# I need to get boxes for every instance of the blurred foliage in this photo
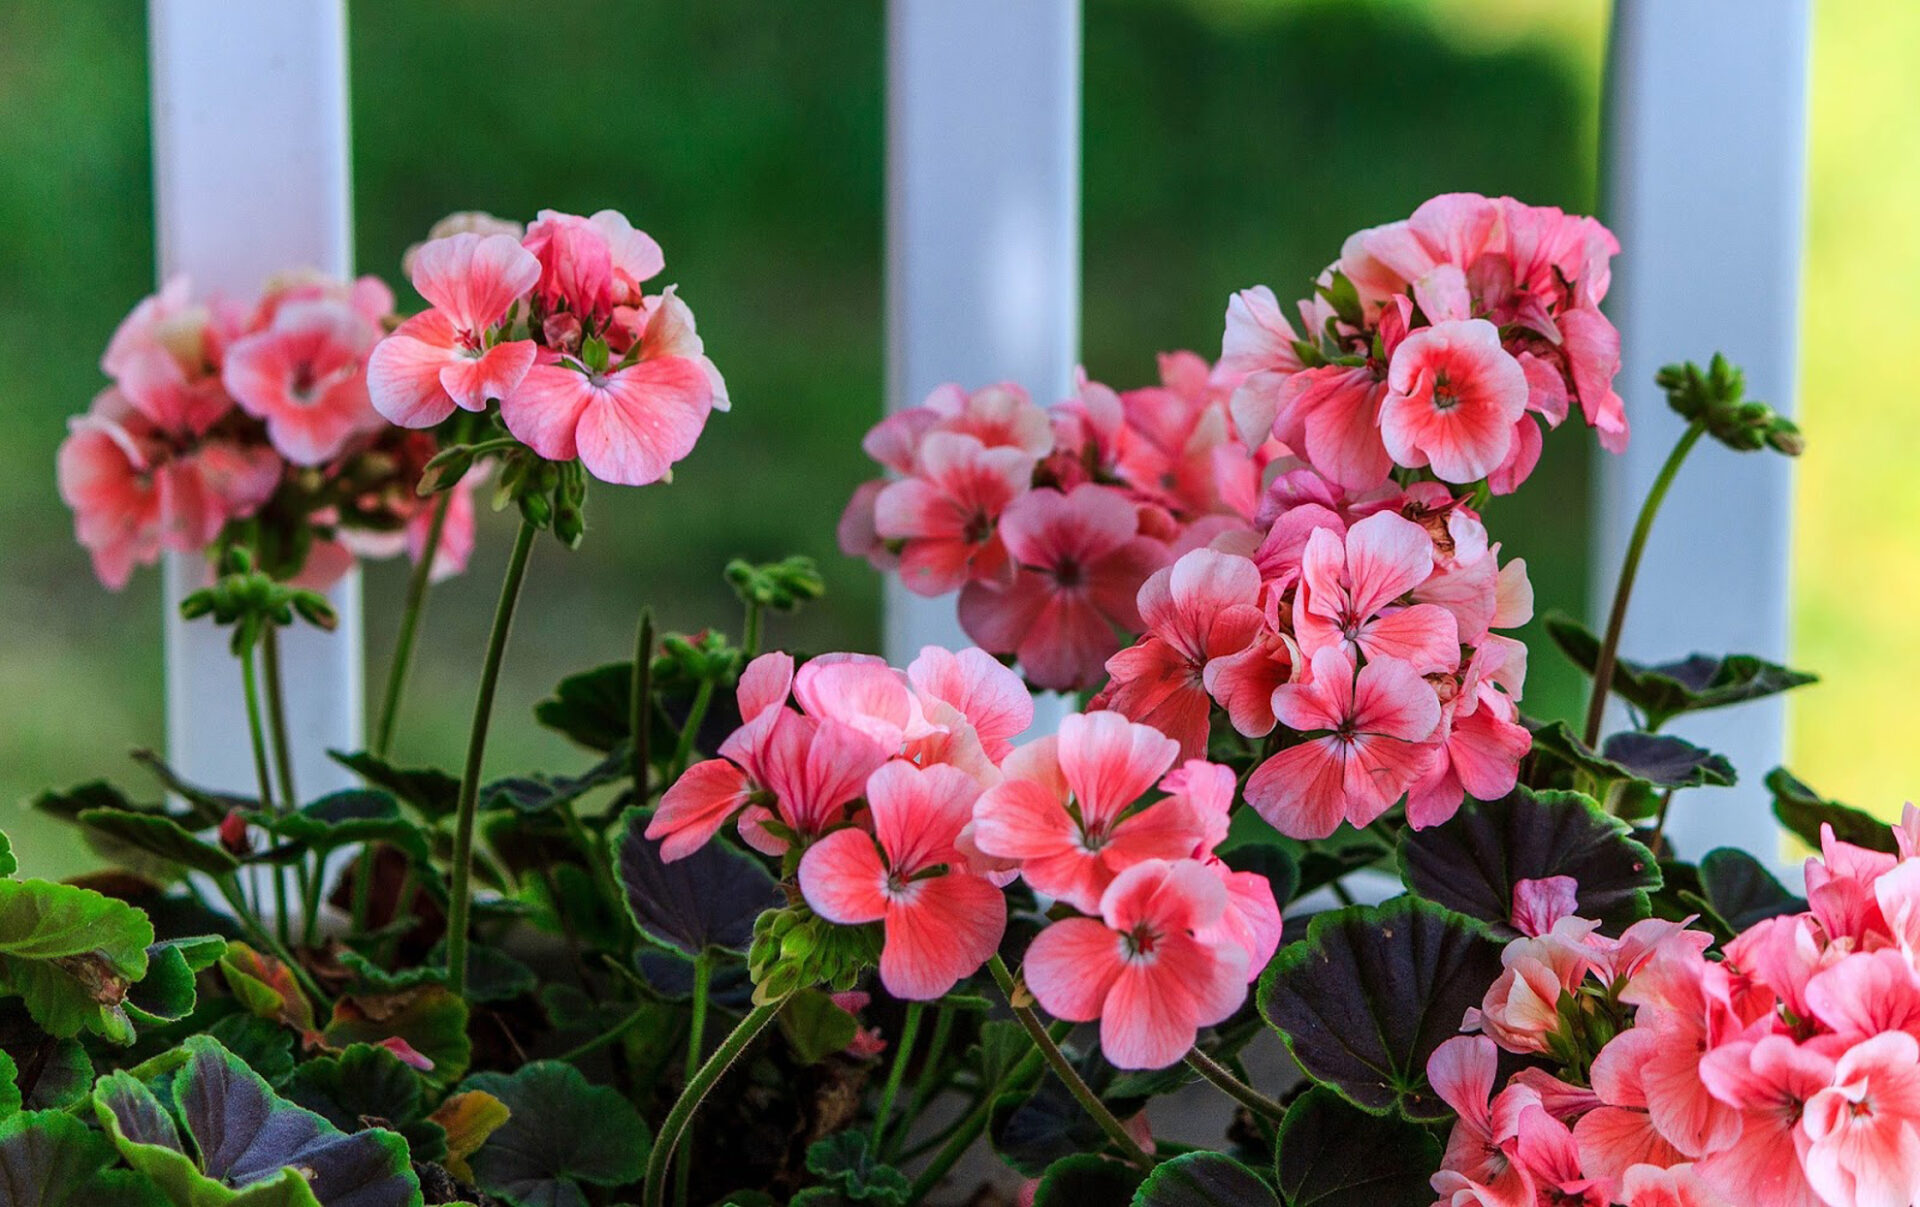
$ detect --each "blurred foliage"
[0,0,1616,877]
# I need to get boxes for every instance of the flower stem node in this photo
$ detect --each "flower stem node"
[177,545,339,655]
[724,556,827,614]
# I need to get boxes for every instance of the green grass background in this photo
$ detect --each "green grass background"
[1,0,1896,878]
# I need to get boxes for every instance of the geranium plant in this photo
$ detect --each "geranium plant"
[14,191,1879,1207]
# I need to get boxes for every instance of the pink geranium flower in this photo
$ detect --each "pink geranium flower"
[1428,1036,1535,1203]
[1575,1029,1691,1190]
[647,653,797,859]
[970,710,1197,913]
[1293,511,1460,674]
[1694,1036,1833,1207]
[1380,319,1529,484]
[798,762,1006,1000]
[1102,549,1266,760]
[1801,1031,1920,1207]
[1244,646,1440,839]
[223,298,383,465]
[1022,858,1249,1069]
[957,484,1169,691]
[501,352,715,487]
[873,432,1035,596]
[367,232,541,427]
[905,645,1034,765]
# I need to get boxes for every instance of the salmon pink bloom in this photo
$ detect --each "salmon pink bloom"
[1575,1030,1692,1190]
[905,645,1034,765]
[1156,761,1282,979]
[1244,646,1440,839]
[502,352,714,487]
[1694,1036,1833,1207]
[367,232,541,427]
[647,653,797,860]
[873,432,1035,596]
[970,710,1198,913]
[1428,1036,1535,1203]
[223,298,383,465]
[957,484,1169,691]
[798,762,1006,1000]
[1022,858,1248,1069]
[1102,549,1266,760]
[1508,1104,1607,1206]
[1381,319,1529,484]
[1616,1165,1722,1207]
[1802,1031,1920,1207]
[1270,365,1392,492]
[522,209,663,324]
[1294,511,1460,674]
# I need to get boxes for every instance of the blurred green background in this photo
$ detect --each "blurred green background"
[0,0,1898,879]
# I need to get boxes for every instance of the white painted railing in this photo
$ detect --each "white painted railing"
[1597,0,1811,865]
[151,0,361,802]
[146,1,1812,861]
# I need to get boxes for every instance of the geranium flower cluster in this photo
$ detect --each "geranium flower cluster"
[59,272,475,589]
[648,646,1281,1070]
[368,209,726,487]
[1433,813,1920,1207]
[1224,191,1625,495]
[1096,467,1533,840]
[838,355,1283,692]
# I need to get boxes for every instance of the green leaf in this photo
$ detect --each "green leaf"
[0,832,15,879]
[257,791,430,866]
[127,938,220,1026]
[322,986,470,1091]
[205,1014,296,1088]
[73,811,238,877]
[0,1108,167,1206]
[1692,848,1807,933]
[1543,613,1816,729]
[428,1090,510,1184]
[461,1062,648,1207]
[1218,842,1300,913]
[1132,1152,1278,1207]
[1597,733,1737,790]
[533,662,633,752]
[1275,1086,1439,1207]
[480,748,630,816]
[327,751,460,820]
[780,989,861,1065]
[1398,788,1661,935]
[804,1133,910,1204]
[285,1043,443,1163]
[989,1049,1160,1177]
[129,751,255,828]
[0,1051,18,1119]
[1031,1153,1143,1207]
[0,879,154,1042]
[617,808,782,957]
[968,1019,1030,1088]
[1767,767,1897,854]
[1259,898,1502,1119]
[219,943,315,1036]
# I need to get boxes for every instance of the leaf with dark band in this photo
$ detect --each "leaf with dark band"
[616,807,781,957]
[1131,1151,1279,1207]
[327,751,460,820]
[461,1061,647,1207]
[1259,898,1502,1119]
[1767,767,1897,854]
[1599,733,1736,789]
[1398,787,1661,935]
[1544,613,1816,729]
[1691,848,1807,933]
[1275,1086,1440,1207]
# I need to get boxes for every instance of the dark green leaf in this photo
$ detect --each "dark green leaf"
[1398,787,1660,935]
[259,791,431,866]
[0,1108,166,1206]
[1598,733,1736,790]
[1032,1153,1143,1207]
[0,1051,17,1119]
[1259,898,1502,1119]
[1219,843,1300,913]
[968,1019,1030,1089]
[0,879,154,1042]
[72,811,236,877]
[617,808,781,957]
[129,750,255,827]
[127,938,220,1026]
[804,1132,910,1204]
[480,747,630,816]
[327,751,459,820]
[322,986,470,1091]
[989,1048,1157,1177]
[1275,1086,1439,1207]
[533,662,633,752]
[1694,848,1806,933]
[0,833,15,879]
[1132,1152,1278,1207]
[286,1043,444,1163]
[205,1014,296,1087]
[462,1061,648,1207]
[1543,613,1816,729]
[1767,767,1897,854]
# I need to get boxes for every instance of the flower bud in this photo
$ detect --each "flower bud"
[418,445,475,496]
[553,503,585,550]
[291,591,338,632]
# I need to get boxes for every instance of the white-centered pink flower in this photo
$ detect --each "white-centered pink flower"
[1023,858,1249,1069]
[1293,511,1460,674]
[223,298,382,465]
[1801,1031,1920,1207]
[1381,319,1529,484]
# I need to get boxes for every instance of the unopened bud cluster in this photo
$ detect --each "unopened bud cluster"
[178,546,337,655]
[1657,354,1804,456]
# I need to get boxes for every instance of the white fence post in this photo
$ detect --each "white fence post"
[150,0,362,801]
[883,0,1082,664]
[1598,0,1812,864]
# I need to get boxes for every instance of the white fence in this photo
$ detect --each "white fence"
[148,0,1808,860]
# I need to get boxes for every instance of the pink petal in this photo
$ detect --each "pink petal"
[1024,916,1125,1021]
[411,232,541,334]
[368,312,460,427]
[1245,740,1348,840]
[1099,933,1246,1070]
[797,829,890,925]
[573,356,715,486]
[1056,711,1180,831]
[865,761,981,873]
[439,339,538,413]
[500,363,594,461]
[880,872,1006,1000]
[648,759,753,861]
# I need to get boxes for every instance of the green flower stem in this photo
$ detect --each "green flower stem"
[669,679,716,780]
[987,955,1152,1169]
[373,489,452,760]
[869,1000,924,1155]
[556,1003,654,1064]
[239,644,292,947]
[742,601,763,659]
[674,951,713,1207]
[1583,419,1708,748]
[1183,1048,1286,1123]
[644,992,789,1207]
[261,625,318,945]
[632,609,654,794]
[447,516,538,996]
[888,1005,954,1161]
